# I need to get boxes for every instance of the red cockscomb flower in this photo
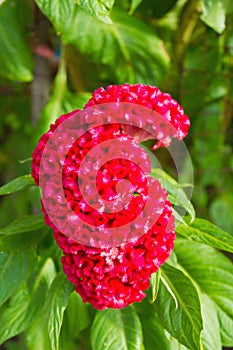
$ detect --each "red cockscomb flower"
[31,84,189,309]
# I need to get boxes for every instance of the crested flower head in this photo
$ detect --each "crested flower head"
[31,84,188,309]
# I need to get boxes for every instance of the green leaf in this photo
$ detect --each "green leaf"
[91,306,143,350]
[175,240,233,346]
[0,248,36,307]
[0,258,55,345]
[200,293,222,350]
[62,292,90,336]
[0,215,45,235]
[154,264,203,350]
[45,272,74,350]
[168,335,189,350]
[0,227,49,252]
[25,259,57,350]
[201,0,233,34]
[60,292,90,350]
[76,0,115,23]
[176,218,233,253]
[62,8,169,84]
[0,175,35,196]
[129,0,143,14]
[34,0,76,33]
[150,168,195,223]
[0,1,33,81]
[150,270,160,302]
[135,300,170,350]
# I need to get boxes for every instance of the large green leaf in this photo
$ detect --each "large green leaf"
[0,227,49,252]
[0,258,55,345]
[45,272,74,350]
[91,306,143,350]
[0,215,44,235]
[0,214,46,251]
[200,293,222,350]
[62,292,90,335]
[60,292,90,350]
[0,1,33,81]
[24,259,57,350]
[0,175,35,196]
[62,7,169,84]
[175,240,233,346]
[136,300,170,350]
[176,218,233,253]
[154,264,203,350]
[0,248,36,307]
[34,0,76,33]
[201,0,233,34]
[76,0,115,23]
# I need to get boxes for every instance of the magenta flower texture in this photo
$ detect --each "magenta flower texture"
[31,84,190,309]
[85,84,190,149]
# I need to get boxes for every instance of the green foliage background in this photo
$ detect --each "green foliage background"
[0,1,232,350]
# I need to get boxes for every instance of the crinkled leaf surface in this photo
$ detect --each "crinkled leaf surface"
[76,0,115,23]
[62,8,169,84]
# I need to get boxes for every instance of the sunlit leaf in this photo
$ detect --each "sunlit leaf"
[200,293,222,350]
[76,0,115,23]
[155,264,203,350]
[62,7,169,84]
[201,0,233,33]
[91,306,143,350]
[176,218,233,253]
[34,0,76,33]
